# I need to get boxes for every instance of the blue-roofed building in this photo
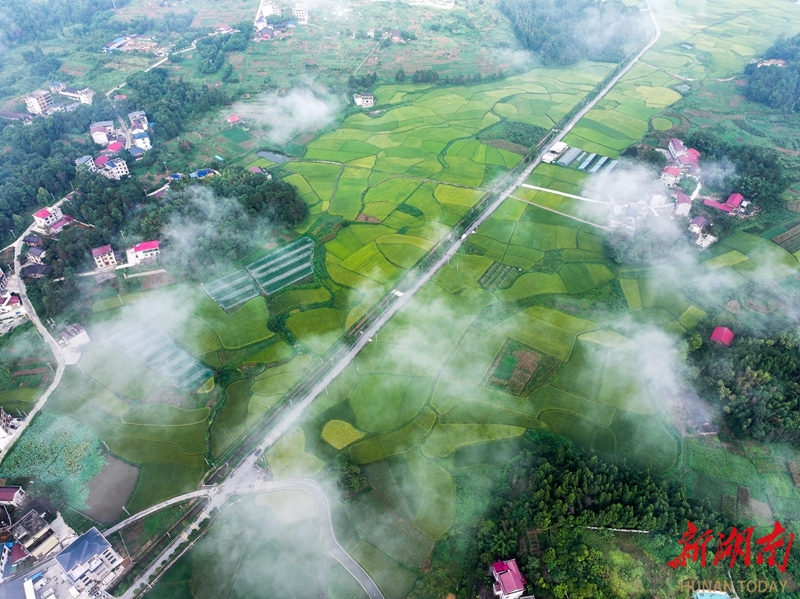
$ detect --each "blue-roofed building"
[55,527,123,593]
[129,147,144,160]
[190,168,214,179]
[171,173,183,180]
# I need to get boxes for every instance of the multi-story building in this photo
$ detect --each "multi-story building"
[292,4,308,24]
[55,528,124,594]
[32,205,64,230]
[261,0,282,16]
[133,132,152,150]
[0,267,7,294]
[51,84,94,105]
[90,121,115,145]
[26,247,45,265]
[128,110,148,130]
[75,155,97,173]
[133,240,160,262]
[100,159,130,180]
[25,90,53,116]
[91,245,117,269]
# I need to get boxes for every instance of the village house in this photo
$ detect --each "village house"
[25,90,53,116]
[0,486,26,508]
[12,510,59,559]
[128,110,148,130]
[22,234,42,247]
[367,28,378,37]
[133,132,152,150]
[711,326,734,347]
[703,192,745,214]
[353,93,375,108]
[129,147,145,161]
[227,114,242,125]
[688,215,707,234]
[49,83,95,105]
[390,29,403,42]
[132,240,160,263]
[55,527,124,595]
[90,121,115,145]
[668,138,700,171]
[91,244,117,269]
[75,155,97,173]
[660,166,681,187]
[0,268,6,294]
[0,295,26,321]
[26,247,45,265]
[60,324,90,349]
[491,559,526,599]
[675,191,692,217]
[99,158,130,181]
[21,264,50,279]
[292,3,309,24]
[257,0,282,18]
[32,205,64,230]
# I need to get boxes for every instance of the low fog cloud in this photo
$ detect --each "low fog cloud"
[493,48,538,71]
[232,85,341,145]
[582,160,664,204]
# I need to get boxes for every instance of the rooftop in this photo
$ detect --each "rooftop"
[91,245,112,257]
[0,487,21,502]
[663,166,680,176]
[55,527,111,578]
[134,240,159,252]
[491,559,526,595]
[710,326,734,347]
[33,208,51,219]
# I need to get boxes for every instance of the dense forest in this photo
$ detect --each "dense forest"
[745,33,800,112]
[499,0,648,65]
[691,326,800,444]
[685,130,789,212]
[411,437,777,599]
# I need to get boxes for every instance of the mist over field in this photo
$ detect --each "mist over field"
[232,86,342,144]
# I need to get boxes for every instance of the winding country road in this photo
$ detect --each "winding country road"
[118,477,382,599]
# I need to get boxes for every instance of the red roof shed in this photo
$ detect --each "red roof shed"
[106,141,123,152]
[711,327,734,347]
[726,193,744,207]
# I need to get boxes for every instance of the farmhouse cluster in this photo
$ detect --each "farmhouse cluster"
[253,0,307,40]
[23,83,96,118]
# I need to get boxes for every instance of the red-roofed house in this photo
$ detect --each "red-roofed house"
[9,542,28,565]
[726,193,743,208]
[133,240,160,262]
[491,560,526,599]
[106,141,123,153]
[49,215,74,234]
[32,205,64,229]
[661,166,681,187]
[94,154,109,167]
[711,327,734,347]
[249,166,263,173]
[675,191,692,217]
[227,115,241,124]
[704,198,734,213]
[91,244,117,269]
[0,486,26,507]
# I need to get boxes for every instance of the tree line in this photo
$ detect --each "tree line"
[691,325,800,444]
[499,0,647,65]
[745,33,800,112]
[685,129,790,213]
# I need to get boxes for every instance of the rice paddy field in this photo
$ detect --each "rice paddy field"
[561,0,800,157]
